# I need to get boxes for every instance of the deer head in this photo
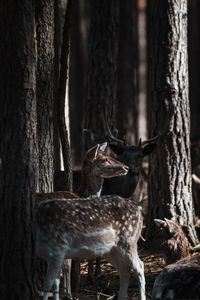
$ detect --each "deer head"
[102,138,157,198]
[141,218,189,265]
[78,142,129,197]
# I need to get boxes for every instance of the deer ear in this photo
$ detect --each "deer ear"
[109,143,125,155]
[142,143,156,157]
[164,218,175,234]
[154,218,165,228]
[99,142,107,152]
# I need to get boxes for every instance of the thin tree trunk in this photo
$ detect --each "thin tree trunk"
[146,0,198,245]
[35,0,55,192]
[0,1,37,298]
[58,0,73,192]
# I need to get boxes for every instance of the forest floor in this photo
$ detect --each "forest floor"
[72,255,164,300]
[40,255,164,299]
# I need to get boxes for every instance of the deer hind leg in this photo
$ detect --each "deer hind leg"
[53,278,60,300]
[130,254,146,300]
[43,254,65,300]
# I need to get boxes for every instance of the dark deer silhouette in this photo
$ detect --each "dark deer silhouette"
[102,137,157,198]
[152,254,200,300]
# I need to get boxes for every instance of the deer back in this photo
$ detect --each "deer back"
[36,195,143,260]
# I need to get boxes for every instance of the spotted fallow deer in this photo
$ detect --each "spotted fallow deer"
[141,218,189,265]
[36,195,146,300]
[141,219,200,299]
[37,142,129,203]
[36,142,129,299]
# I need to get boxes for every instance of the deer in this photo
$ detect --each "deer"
[152,254,200,299]
[102,128,157,198]
[140,218,200,299]
[37,142,128,203]
[87,135,157,281]
[140,218,189,265]
[36,195,146,300]
[36,142,129,299]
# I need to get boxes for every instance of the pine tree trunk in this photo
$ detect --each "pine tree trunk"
[0,1,37,299]
[117,0,139,144]
[84,0,119,147]
[146,0,198,245]
[188,0,200,141]
[36,0,55,192]
[69,0,90,167]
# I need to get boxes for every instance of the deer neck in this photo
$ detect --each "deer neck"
[78,171,103,197]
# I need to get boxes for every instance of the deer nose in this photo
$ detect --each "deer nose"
[129,166,136,174]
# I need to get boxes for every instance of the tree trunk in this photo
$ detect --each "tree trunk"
[146,0,198,245]
[0,1,37,299]
[69,0,90,167]
[117,0,139,144]
[188,0,200,141]
[84,0,120,148]
[35,0,55,192]
[58,0,73,192]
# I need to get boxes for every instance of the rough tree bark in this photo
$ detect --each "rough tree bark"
[69,0,90,167]
[146,0,198,245]
[188,0,200,141]
[84,0,120,148]
[35,0,55,192]
[0,1,37,299]
[117,0,139,144]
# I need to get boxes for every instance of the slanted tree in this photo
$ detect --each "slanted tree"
[0,0,37,299]
[146,0,198,245]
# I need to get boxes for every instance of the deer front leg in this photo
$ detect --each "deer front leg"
[43,254,65,300]
[63,259,72,297]
[53,278,60,300]
[131,255,146,300]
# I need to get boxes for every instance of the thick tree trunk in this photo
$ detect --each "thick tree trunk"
[84,0,119,148]
[35,0,55,192]
[146,0,198,245]
[0,1,37,299]
[117,0,139,144]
